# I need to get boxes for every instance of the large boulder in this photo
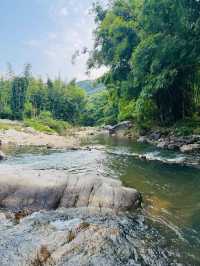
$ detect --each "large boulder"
[105,121,133,135]
[0,166,141,212]
[180,144,200,153]
[137,136,148,144]
[157,141,168,149]
[0,208,175,266]
[60,175,141,211]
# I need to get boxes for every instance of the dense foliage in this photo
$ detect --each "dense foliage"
[0,65,86,127]
[1,1,200,131]
[88,0,200,126]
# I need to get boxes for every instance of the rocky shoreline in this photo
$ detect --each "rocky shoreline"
[137,132,200,167]
[0,123,197,265]
[0,127,97,150]
[0,152,143,265]
[0,207,179,266]
[138,131,200,154]
[0,122,146,265]
[103,121,200,166]
[0,166,141,213]
[104,120,200,155]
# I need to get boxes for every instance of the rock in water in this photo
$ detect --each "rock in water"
[59,175,141,211]
[104,121,132,135]
[180,144,200,153]
[0,208,177,266]
[0,166,141,212]
[0,150,5,160]
[137,136,148,144]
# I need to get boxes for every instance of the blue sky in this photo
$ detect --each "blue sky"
[0,0,107,81]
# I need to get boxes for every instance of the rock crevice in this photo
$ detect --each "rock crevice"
[0,167,141,213]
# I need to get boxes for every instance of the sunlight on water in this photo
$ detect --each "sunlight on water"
[1,135,200,264]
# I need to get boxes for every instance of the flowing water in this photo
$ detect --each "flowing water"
[1,134,200,265]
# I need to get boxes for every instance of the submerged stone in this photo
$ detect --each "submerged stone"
[0,166,141,212]
[0,208,180,266]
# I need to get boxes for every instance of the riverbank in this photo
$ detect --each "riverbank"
[0,124,144,265]
[0,165,141,213]
[103,121,200,166]
[0,130,199,265]
[0,122,141,210]
[0,119,97,150]
[138,132,200,153]
[0,207,177,266]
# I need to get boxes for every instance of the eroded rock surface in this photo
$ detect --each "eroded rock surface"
[0,129,79,149]
[104,121,133,135]
[0,127,98,149]
[138,133,200,155]
[0,166,141,212]
[0,208,178,266]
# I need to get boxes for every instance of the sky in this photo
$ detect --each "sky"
[0,0,108,81]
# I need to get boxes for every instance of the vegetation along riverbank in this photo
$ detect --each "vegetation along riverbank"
[0,0,200,265]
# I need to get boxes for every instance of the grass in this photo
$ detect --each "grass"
[0,122,23,131]
[24,117,71,135]
[24,119,55,134]
[0,114,72,136]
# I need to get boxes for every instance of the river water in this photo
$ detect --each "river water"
[1,134,200,265]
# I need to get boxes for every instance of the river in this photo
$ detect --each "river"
[1,133,200,265]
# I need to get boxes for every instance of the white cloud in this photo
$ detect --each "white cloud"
[23,0,108,81]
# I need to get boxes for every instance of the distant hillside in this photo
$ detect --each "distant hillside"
[77,80,105,95]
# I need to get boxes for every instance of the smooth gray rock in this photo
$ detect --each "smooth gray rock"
[104,121,132,135]
[0,166,141,212]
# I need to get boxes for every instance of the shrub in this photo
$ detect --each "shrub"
[118,99,136,121]
[25,111,71,135]
[24,119,55,134]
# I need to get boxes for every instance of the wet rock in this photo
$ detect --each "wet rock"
[46,143,53,149]
[0,208,178,266]
[167,143,179,150]
[105,121,133,135]
[0,150,6,160]
[157,141,168,149]
[138,136,148,144]
[180,144,200,153]
[0,213,6,221]
[138,132,200,156]
[14,209,30,223]
[60,175,142,211]
[0,167,141,212]
[149,132,161,141]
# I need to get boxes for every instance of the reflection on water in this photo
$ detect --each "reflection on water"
[1,134,200,265]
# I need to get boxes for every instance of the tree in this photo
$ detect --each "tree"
[11,77,28,119]
[88,0,200,125]
[23,63,32,80]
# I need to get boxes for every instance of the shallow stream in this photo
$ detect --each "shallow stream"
[1,134,200,265]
